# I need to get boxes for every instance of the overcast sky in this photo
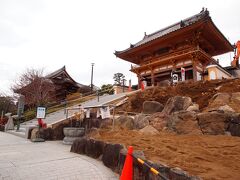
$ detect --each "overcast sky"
[0,0,239,95]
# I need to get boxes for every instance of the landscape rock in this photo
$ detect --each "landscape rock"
[231,92,240,104]
[149,112,170,131]
[169,167,197,180]
[142,101,164,114]
[70,137,88,154]
[218,105,235,112]
[102,143,124,171]
[30,128,54,140]
[186,103,199,112]
[85,139,105,158]
[168,111,202,134]
[211,93,231,106]
[39,128,54,140]
[115,115,134,129]
[4,113,14,131]
[228,123,240,136]
[227,113,240,136]
[197,112,230,135]
[31,128,38,139]
[163,96,192,115]
[133,114,149,129]
[139,125,159,135]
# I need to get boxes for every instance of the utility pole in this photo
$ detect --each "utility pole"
[91,63,94,92]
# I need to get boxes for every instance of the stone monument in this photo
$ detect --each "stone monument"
[4,113,14,131]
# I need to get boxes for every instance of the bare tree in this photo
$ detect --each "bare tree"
[12,68,56,108]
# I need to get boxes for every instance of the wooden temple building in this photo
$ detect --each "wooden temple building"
[15,66,91,106]
[45,66,91,100]
[115,9,235,87]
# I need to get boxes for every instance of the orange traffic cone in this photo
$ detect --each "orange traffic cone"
[120,146,133,180]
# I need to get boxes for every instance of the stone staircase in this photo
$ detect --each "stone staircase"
[6,92,130,138]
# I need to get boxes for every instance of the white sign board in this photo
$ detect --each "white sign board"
[172,74,178,83]
[36,107,46,119]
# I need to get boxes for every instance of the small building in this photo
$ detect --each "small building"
[115,9,234,87]
[113,85,129,94]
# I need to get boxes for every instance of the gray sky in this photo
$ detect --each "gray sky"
[0,0,239,95]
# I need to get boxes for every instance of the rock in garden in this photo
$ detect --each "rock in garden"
[163,96,192,115]
[142,101,164,114]
[197,112,230,135]
[168,111,202,134]
[133,114,149,129]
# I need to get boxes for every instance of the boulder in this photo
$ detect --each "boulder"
[206,93,240,113]
[70,138,88,154]
[168,111,202,135]
[197,112,231,135]
[206,93,231,112]
[85,139,106,159]
[102,143,124,171]
[231,92,240,104]
[211,93,231,105]
[169,167,199,180]
[30,128,39,139]
[4,114,14,131]
[186,103,199,112]
[163,96,192,115]
[228,123,240,137]
[115,115,134,129]
[227,113,240,137]
[139,125,159,135]
[142,101,164,114]
[218,105,235,112]
[39,128,54,140]
[149,112,170,131]
[133,114,150,129]
[31,128,54,140]
[230,92,240,112]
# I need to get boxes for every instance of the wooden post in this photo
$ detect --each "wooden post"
[151,68,155,86]
[137,74,141,89]
[192,59,198,82]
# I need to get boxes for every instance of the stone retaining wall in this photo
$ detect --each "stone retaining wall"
[71,137,201,180]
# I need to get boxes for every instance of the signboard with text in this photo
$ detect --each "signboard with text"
[36,107,46,119]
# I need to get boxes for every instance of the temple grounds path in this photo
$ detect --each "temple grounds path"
[0,132,118,180]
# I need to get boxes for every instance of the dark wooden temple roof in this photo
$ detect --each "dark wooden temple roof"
[115,8,234,64]
[45,66,87,88]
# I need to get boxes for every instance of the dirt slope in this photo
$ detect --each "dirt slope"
[93,129,240,180]
[118,79,240,113]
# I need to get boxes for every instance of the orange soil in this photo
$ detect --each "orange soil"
[118,79,240,113]
[93,129,240,180]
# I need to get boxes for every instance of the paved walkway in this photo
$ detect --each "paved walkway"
[0,132,118,180]
[8,93,129,138]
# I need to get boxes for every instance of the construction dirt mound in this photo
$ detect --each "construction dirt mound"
[92,129,240,180]
[118,78,240,113]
